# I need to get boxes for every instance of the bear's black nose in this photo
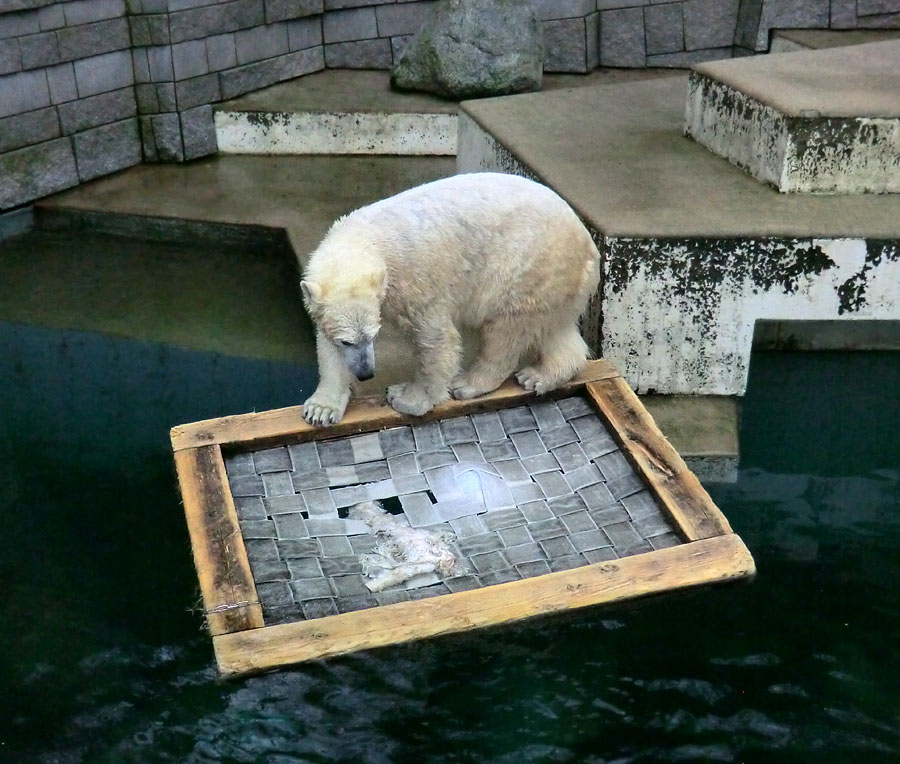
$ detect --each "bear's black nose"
[357,370,374,381]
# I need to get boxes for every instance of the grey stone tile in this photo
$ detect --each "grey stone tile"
[548,493,589,516]
[257,581,293,608]
[292,469,330,490]
[252,558,290,582]
[349,432,383,463]
[306,517,369,536]
[492,459,529,483]
[20,31,60,71]
[527,518,567,541]
[564,463,604,492]
[481,507,524,531]
[621,490,661,521]
[407,583,450,600]
[521,452,560,474]
[503,542,545,565]
[375,589,411,606]
[273,513,309,539]
[291,577,334,601]
[540,424,578,450]
[326,465,359,486]
[516,560,552,578]
[600,7,646,67]
[604,521,646,553]
[481,475,515,510]
[288,15,323,50]
[301,487,337,516]
[633,514,674,539]
[278,539,320,559]
[364,478,398,502]
[413,421,444,451]
[650,532,681,550]
[424,465,463,501]
[348,534,377,555]
[440,415,477,444]
[46,63,77,104]
[301,597,339,619]
[595,451,634,481]
[323,5,377,42]
[398,571,441,589]
[234,496,267,520]
[436,497,484,522]
[684,0,739,50]
[543,16,590,72]
[379,426,415,456]
[72,118,141,182]
[510,429,546,458]
[552,442,589,472]
[557,396,594,420]
[519,500,554,523]
[499,406,537,434]
[226,451,256,476]
[388,453,418,477]
[570,413,610,441]
[560,511,597,534]
[264,494,306,515]
[286,557,323,578]
[374,0,432,35]
[416,448,456,471]
[589,505,631,529]
[498,524,533,547]
[471,551,509,573]
[471,411,506,442]
[583,547,619,564]
[356,461,391,483]
[337,593,379,613]
[264,605,306,625]
[580,433,619,459]
[288,442,320,471]
[511,482,545,504]
[320,555,363,576]
[400,493,441,527]
[457,532,503,556]
[244,539,278,562]
[234,20,289,65]
[549,554,587,572]
[180,103,217,160]
[540,535,578,558]
[318,535,353,557]
[317,438,354,467]
[480,441,518,461]
[607,473,645,499]
[449,514,488,538]
[262,471,294,497]
[241,519,277,538]
[206,31,238,71]
[392,473,428,494]
[579,482,617,511]
[230,475,264,497]
[532,471,571,499]
[569,529,611,553]
[172,38,210,80]
[331,574,370,597]
[451,442,485,463]
[645,0,684,54]
[479,569,520,586]
[531,401,567,430]
[445,575,481,592]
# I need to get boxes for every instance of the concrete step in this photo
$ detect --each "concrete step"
[457,76,900,396]
[770,28,900,53]
[212,68,679,156]
[684,40,900,194]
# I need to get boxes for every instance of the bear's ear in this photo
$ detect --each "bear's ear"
[300,280,323,303]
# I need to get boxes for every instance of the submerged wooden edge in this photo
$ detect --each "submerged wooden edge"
[175,445,265,636]
[169,358,621,452]
[585,377,733,541]
[212,533,755,678]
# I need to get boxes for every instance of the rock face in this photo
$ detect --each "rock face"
[391,0,544,99]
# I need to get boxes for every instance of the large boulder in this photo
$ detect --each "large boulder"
[391,0,544,99]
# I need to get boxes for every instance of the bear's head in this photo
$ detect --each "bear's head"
[300,267,386,381]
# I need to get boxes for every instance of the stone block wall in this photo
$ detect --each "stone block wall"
[2,0,898,212]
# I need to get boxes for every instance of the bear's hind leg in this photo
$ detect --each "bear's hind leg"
[516,323,589,395]
[450,318,527,400]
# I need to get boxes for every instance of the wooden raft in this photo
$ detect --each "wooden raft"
[171,360,755,678]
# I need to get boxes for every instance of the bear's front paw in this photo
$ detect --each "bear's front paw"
[386,383,436,417]
[303,391,349,426]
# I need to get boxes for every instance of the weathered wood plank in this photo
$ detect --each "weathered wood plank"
[170,358,621,452]
[213,534,755,677]
[585,377,732,541]
[174,445,265,636]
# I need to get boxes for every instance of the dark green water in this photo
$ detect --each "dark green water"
[1,317,898,761]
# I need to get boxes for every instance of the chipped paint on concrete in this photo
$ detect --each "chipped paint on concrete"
[215,110,457,156]
[457,113,900,396]
[685,73,900,194]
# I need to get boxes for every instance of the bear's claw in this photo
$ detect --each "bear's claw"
[516,367,555,395]
[303,394,349,426]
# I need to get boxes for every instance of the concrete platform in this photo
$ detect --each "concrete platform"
[458,77,900,396]
[770,28,900,53]
[214,68,680,156]
[685,41,900,193]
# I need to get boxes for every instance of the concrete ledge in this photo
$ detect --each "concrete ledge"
[685,41,900,194]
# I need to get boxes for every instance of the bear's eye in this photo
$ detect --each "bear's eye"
[340,340,353,347]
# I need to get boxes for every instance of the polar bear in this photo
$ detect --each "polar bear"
[300,172,600,426]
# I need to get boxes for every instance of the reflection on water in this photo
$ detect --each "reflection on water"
[0,312,898,762]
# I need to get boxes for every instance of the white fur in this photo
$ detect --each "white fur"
[301,172,600,425]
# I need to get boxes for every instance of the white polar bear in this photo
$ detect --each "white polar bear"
[300,172,600,426]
